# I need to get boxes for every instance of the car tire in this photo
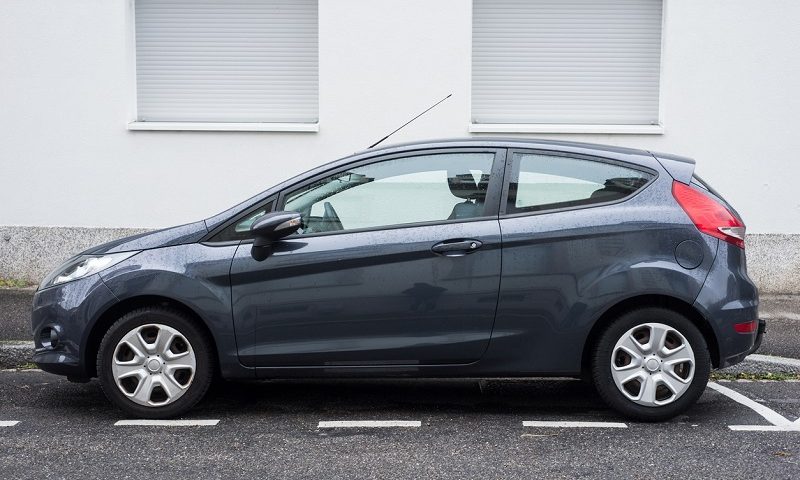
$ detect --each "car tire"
[591,307,711,422]
[97,307,214,419]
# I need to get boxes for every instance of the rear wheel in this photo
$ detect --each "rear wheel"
[591,308,711,421]
[97,307,214,418]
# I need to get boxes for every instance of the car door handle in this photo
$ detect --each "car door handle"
[431,239,483,256]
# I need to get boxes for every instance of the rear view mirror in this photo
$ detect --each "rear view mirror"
[250,211,301,260]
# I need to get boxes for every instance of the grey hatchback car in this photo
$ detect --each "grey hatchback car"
[32,138,764,420]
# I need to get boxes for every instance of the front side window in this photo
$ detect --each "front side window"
[507,153,653,214]
[283,153,496,235]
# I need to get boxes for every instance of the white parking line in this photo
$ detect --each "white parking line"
[760,311,800,321]
[746,354,800,368]
[707,382,796,429]
[728,425,800,432]
[114,420,219,426]
[522,421,627,428]
[0,421,20,427]
[318,420,421,428]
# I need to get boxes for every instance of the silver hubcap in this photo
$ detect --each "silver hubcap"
[111,324,196,407]
[611,323,695,407]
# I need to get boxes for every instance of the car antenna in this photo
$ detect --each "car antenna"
[367,93,452,149]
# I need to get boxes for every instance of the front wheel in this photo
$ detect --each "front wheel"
[591,308,711,422]
[97,307,214,419]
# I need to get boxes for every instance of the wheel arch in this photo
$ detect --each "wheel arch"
[580,294,721,373]
[84,295,218,378]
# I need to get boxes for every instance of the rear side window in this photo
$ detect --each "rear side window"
[507,153,653,214]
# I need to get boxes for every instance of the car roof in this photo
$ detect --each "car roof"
[354,137,651,158]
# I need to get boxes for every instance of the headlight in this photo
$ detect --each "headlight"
[40,252,139,289]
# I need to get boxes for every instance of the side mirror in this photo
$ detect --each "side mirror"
[250,211,302,260]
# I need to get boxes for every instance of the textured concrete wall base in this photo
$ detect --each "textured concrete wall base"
[0,342,34,369]
[0,226,151,284]
[745,234,800,295]
[0,288,36,340]
[0,227,797,293]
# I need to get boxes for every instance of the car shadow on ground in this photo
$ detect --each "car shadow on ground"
[11,374,613,418]
[5,372,746,425]
[194,377,615,418]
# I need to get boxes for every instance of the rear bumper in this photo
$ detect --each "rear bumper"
[692,241,760,369]
[718,318,766,367]
[746,318,767,356]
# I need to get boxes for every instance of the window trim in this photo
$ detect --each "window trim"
[468,0,667,134]
[268,147,508,240]
[127,122,319,133]
[499,149,658,218]
[468,124,664,135]
[127,0,320,133]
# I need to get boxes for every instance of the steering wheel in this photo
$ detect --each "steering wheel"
[322,201,344,231]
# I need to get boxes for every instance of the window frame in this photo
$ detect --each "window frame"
[126,0,320,132]
[206,197,278,244]
[268,147,508,240]
[468,0,667,135]
[499,149,658,218]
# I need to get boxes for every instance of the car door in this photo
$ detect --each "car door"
[492,149,661,373]
[230,148,506,368]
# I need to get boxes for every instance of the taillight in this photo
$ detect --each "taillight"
[672,181,745,249]
[733,320,757,334]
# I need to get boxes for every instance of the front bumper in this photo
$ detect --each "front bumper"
[31,350,82,376]
[31,274,119,379]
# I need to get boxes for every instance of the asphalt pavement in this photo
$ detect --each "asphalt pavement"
[1,371,800,479]
[759,295,800,359]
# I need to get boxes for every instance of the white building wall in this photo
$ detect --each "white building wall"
[1,0,799,289]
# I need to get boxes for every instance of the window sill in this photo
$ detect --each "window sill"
[127,121,319,132]
[468,123,664,135]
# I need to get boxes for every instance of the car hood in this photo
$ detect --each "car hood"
[80,221,209,255]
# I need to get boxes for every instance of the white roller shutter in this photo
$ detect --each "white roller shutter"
[134,0,318,124]
[472,0,663,126]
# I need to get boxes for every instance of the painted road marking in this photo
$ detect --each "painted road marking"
[0,421,20,427]
[746,354,800,368]
[114,420,219,426]
[708,382,798,430]
[728,425,800,432]
[522,421,627,428]
[760,311,800,321]
[318,420,421,428]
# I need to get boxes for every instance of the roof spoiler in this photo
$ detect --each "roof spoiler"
[649,151,695,184]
